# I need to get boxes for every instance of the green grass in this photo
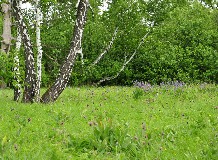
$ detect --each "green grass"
[0,84,217,159]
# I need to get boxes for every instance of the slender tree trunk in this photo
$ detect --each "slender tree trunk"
[13,0,36,103]
[35,0,43,102]
[97,31,150,85]
[41,0,88,103]
[92,27,118,66]
[13,27,22,101]
[1,1,12,54]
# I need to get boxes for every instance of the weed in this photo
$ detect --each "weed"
[91,114,139,155]
[133,88,144,100]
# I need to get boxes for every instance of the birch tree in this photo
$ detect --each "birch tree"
[41,0,89,103]
[91,27,118,66]
[13,0,36,103]
[97,31,150,85]
[35,0,43,102]
[13,27,22,101]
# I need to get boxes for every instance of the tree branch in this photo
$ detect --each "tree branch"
[91,27,118,66]
[97,31,150,85]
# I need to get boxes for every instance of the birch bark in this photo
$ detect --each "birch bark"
[92,27,118,66]
[41,0,88,103]
[13,27,22,101]
[35,0,43,102]
[13,0,36,103]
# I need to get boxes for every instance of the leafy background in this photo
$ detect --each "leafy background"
[0,0,217,88]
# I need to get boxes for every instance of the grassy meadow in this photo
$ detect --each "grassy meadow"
[0,84,217,159]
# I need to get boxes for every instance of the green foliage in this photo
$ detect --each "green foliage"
[133,88,144,100]
[4,0,217,87]
[130,2,218,84]
[67,113,142,158]
[91,114,140,155]
[0,48,29,88]
[69,0,218,86]
[0,53,14,88]
[145,0,188,26]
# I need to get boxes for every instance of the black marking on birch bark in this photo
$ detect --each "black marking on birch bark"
[14,52,21,101]
[14,18,22,101]
[13,0,36,103]
[35,0,43,102]
[41,0,88,103]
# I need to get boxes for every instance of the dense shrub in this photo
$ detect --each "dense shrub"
[123,3,218,85]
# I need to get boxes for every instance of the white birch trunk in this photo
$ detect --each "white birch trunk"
[41,0,89,103]
[13,0,36,103]
[13,27,22,101]
[35,0,43,102]
[92,27,118,66]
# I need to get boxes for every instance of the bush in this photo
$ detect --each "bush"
[129,3,218,85]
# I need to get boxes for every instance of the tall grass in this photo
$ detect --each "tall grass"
[0,84,217,159]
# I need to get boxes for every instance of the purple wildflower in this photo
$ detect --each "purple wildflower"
[133,80,153,92]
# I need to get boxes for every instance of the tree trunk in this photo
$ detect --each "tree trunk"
[41,0,88,103]
[13,0,36,103]
[1,2,12,54]
[35,0,43,102]
[97,31,150,85]
[13,27,22,101]
[92,27,118,66]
